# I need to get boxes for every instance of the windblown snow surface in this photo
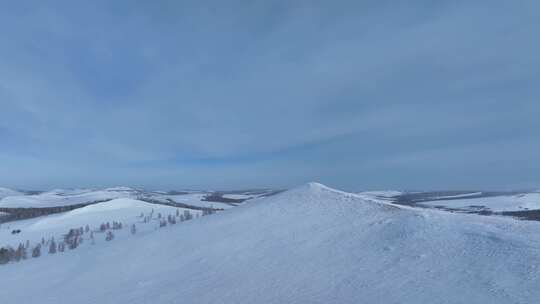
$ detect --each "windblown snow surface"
[1,183,539,303]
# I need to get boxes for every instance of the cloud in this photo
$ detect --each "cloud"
[0,0,539,190]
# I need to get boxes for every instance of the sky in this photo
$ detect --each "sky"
[0,0,539,191]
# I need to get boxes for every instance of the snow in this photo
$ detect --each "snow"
[358,190,403,198]
[0,189,135,208]
[0,186,260,209]
[0,187,24,200]
[104,186,137,192]
[0,198,200,247]
[159,193,237,209]
[422,193,540,212]
[1,182,539,303]
[221,194,253,200]
[431,192,483,199]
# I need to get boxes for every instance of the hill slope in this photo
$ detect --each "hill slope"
[0,187,23,200]
[0,198,200,246]
[1,183,539,303]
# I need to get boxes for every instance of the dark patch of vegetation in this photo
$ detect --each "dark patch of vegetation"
[201,190,283,205]
[393,191,523,205]
[202,193,245,205]
[137,197,223,212]
[500,210,540,221]
[20,190,44,195]
[166,190,190,195]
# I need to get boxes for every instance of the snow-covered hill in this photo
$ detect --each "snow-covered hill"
[0,186,265,210]
[0,198,201,247]
[0,187,24,200]
[361,190,540,214]
[0,189,134,208]
[0,182,539,303]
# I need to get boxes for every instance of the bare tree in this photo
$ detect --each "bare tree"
[14,244,25,261]
[49,238,57,254]
[58,242,65,252]
[32,244,41,258]
[19,243,27,260]
[65,228,82,250]
[0,247,15,264]
[105,231,114,241]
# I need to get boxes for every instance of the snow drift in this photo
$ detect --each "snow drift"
[0,183,539,303]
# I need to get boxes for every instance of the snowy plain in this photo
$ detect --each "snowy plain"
[1,183,539,304]
[0,188,135,208]
[420,192,540,212]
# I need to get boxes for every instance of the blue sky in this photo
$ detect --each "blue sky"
[0,0,539,191]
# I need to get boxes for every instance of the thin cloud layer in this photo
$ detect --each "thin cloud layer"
[0,1,539,190]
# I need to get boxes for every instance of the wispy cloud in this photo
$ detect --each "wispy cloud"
[0,0,538,190]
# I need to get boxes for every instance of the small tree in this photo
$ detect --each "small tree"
[19,243,27,260]
[131,224,137,235]
[65,229,79,250]
[49,239,57,254]
[0,247,15,264]
[105,231,114,241]
[58,242,65,252]
[32,244,41,258]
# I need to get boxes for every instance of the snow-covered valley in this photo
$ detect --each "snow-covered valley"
[1,183,539,303]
